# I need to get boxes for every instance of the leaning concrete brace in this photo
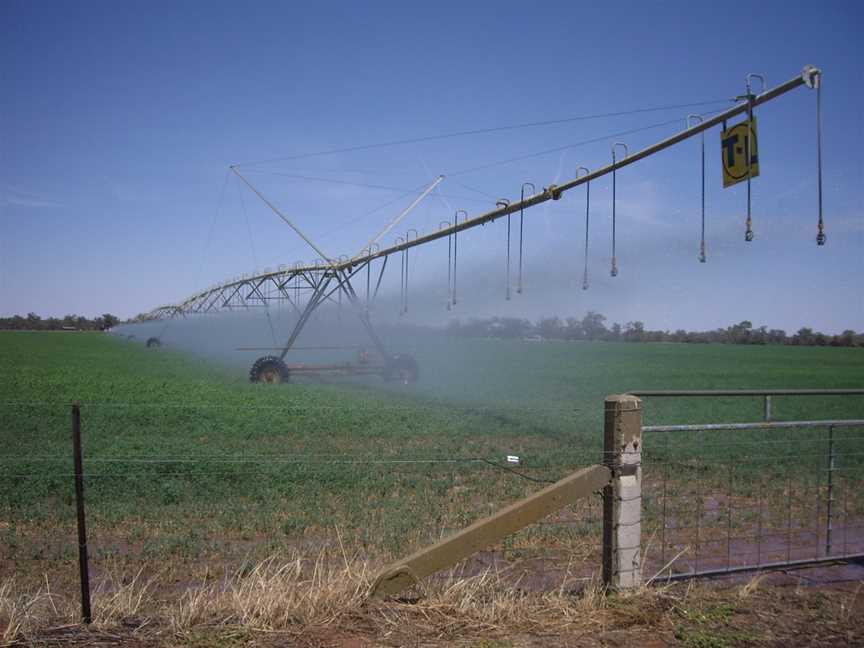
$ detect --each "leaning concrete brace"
[602,394,643,590]
[370,464,611,598]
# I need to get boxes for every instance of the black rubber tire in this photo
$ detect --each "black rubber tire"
[146,337,161,348]
[383,353,419,384]
[249,355,290,384]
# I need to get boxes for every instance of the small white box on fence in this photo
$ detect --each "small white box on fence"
[506,455,520,465]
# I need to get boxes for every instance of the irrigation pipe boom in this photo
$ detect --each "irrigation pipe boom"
[144,65,824,384]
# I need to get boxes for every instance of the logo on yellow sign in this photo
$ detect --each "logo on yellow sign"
[721,118,759,188]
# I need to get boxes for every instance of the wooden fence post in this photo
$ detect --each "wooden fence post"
[602,394,643,590]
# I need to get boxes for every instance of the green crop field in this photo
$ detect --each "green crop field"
[1,331,863,592]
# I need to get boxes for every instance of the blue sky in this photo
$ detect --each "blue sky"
[2,0,862,332]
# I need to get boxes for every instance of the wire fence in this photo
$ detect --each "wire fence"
[3,396,863,600]
[641,420,864,580]
[0,401,606,596]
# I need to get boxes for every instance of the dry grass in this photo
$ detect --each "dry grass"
[1,551,620,644]
[2,553,862,647]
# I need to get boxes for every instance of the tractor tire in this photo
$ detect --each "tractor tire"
[249,355,290,384]
[146,337,161,348]
[383,353,419,384]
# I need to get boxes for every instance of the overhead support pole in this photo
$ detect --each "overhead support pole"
[357,175,445,258]
[231,166,335,265]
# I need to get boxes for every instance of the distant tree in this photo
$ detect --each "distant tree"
[581,311,608,341]
[767,329,787,345]
[794,327,815,346]
[537,316,563,340]
[725,320,753,344]
[101,313,119,329]
[563,317,583,340]
[624,321,645,342]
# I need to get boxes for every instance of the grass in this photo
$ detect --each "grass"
[1,330,863,643]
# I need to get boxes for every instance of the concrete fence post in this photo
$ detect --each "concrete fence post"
[602,394,643,590]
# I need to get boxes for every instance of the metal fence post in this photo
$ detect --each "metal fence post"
[72,402,92,624]
[826,425,835,556]
[602,394,643,590]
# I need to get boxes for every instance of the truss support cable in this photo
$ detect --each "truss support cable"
[233,99,737,168]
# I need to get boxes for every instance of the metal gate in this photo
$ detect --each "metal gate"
[631,389,864,581]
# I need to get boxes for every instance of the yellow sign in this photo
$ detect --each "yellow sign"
[721,117,759,188]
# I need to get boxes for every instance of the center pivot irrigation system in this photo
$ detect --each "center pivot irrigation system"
[144,65,825,384]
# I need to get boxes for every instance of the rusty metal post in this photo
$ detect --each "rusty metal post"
[603,394,643,590]
[72,402,92,624]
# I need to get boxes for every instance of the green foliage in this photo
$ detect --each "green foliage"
[0,332,862,566]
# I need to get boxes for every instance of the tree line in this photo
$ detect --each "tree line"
[445,312,863,348]
[0,313,120,331]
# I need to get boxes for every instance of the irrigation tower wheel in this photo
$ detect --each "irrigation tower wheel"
[146,337,161,348]
[249,355,290,384]
[383,353,419,384]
